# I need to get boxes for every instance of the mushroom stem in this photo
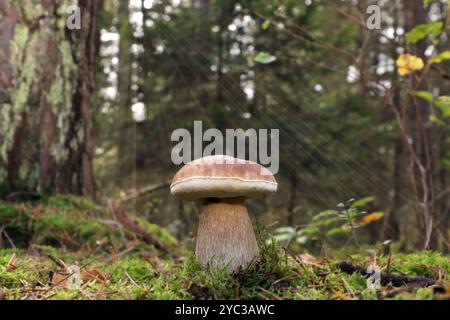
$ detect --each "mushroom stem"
[195,197,259,272]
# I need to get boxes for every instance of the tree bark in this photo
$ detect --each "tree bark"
[0,0,100,197]
[404,0,437,249]
[116,0,134,181]
[383,138,402,241]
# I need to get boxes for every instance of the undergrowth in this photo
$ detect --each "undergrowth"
[0,196,448,300]
[0,195,180,255]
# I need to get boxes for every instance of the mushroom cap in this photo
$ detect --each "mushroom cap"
[170,155,277,200]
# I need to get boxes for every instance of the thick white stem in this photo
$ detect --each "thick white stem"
[195,198,259,272]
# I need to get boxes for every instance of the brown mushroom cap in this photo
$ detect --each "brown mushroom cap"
[170,155,277,200]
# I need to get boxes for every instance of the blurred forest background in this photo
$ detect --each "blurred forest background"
[0,0,449,255]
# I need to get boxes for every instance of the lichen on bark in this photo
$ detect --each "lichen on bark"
[0,0,86,192]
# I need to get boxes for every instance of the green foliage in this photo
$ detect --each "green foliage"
[273,198,384,249]
[424,0,439,5]
[414,90,434,103]
[254,52,277,64]
[88,0,449,255]
[414,91,450,120]
[261,20,271,30]
[430,51,450,64]
[405,21,443,44]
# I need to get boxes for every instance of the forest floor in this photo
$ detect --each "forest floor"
[0,196,449,300]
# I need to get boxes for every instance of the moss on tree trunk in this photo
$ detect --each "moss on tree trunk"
[0,0,100,197]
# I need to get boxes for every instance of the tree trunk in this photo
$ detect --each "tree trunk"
[381,2,402,241]
[386,139,402,240]
[0,0,100,198]
[405,0,437,249]
[438,132,448,252]
[287,173,298,226]
[116,0,134,182]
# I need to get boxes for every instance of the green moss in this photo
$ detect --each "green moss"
[0,203,24,219]
[345,251,449,279]
[0,196,180,254]
[0,249,49,295]
[47,76,64,107]
[51,40,78,163]
[0,22,33,161]
[11,27,40,111]
[106,258,157,283]
[49,289,84,300]
[395,287,435,300]
[0,198,96,248]
[0,198,448,300]
[384,252,449,277]
[147,276,185,299]
[0,246,448,300]
[136,218,178,248]
[9,24,29,67]
[17,0,45,21]
[45,195,102,213]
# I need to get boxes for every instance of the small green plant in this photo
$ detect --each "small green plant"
[273,197,384,249]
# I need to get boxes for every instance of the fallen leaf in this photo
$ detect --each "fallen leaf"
[333,291,352,300]
[51,269,70,289]
[51,265,83,289]
[296,253,323,267]
[433,284,450,300]
[82,269,108,284]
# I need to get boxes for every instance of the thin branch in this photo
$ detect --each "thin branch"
[108,202,177,257]
[338,261,436,287]
[120,181,170,202]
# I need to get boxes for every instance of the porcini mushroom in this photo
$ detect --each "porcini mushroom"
[170,155,277,271]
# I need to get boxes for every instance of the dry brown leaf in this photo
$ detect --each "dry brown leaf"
[296,253,323,267]
[433,284,450,300]
[333,291,352,300]
[51,266,84,289]
[51,269,70,289]
[81,269,108,284]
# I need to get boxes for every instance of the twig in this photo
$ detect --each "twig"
[2,228,17,249]
[120,181,169,202]
[125,271,140,288]
[258,287,283,300]
[338,261,436,287]
[105,245,138,263]
[4,191,41,202]
[108,203,176,258]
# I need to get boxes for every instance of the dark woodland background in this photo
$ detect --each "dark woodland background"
[0,0,449,254]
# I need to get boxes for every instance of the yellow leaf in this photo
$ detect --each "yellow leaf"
[396,54,424,76]
[359,212,384,226]
[398,67,410,76]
